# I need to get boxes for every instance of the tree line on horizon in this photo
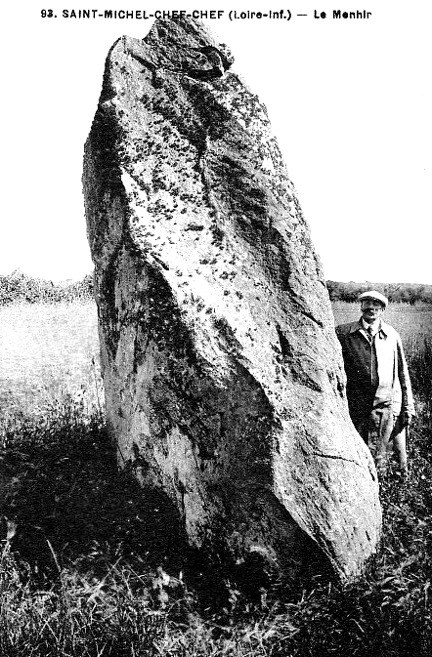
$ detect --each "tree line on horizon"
[327,280,432,305]
[0,270,431,305]
[0,270,94,305]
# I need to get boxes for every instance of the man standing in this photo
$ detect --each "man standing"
[336,290,415,476]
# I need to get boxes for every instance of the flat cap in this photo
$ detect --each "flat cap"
[358,290,388,308]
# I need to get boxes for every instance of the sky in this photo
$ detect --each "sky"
[2,1,431,284]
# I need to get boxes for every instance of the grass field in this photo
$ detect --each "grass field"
[0,300,102,421]
[0,299,431,656]
[1,300,430,415]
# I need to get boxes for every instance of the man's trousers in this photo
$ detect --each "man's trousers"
[353,406,408,475]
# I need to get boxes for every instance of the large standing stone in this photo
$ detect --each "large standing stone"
[83,17,381,581]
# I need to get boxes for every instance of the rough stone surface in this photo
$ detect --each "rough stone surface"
[83,18,381,581]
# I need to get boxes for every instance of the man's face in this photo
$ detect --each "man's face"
[361,299,385,323]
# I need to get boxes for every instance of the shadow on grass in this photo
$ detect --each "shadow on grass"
[0,405,331,614]
[0,408,188,586]
[2,402,432,655]
[0,406,264,614]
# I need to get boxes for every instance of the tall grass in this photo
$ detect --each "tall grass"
[0,301,432,655]
[1,389,432,655]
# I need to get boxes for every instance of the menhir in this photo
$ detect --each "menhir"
[83,17,381,582]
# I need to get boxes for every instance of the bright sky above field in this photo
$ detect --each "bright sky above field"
[2,1,431,284]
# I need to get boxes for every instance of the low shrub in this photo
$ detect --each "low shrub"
[0,271,94,305]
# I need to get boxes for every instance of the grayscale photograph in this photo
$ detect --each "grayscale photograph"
[1,2,431,655]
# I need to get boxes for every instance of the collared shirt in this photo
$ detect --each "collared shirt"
[360,318,380,338]
[336,319,415,418]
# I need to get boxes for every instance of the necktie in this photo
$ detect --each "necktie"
[368,326,378,386]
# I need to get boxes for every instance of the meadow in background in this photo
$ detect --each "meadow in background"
[0,300,102,420]
[0,274,431,656]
